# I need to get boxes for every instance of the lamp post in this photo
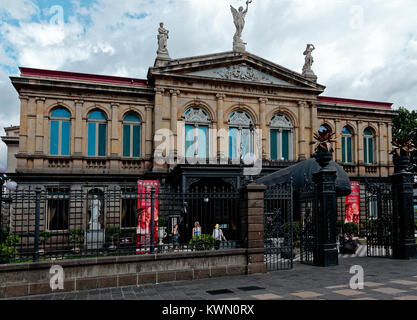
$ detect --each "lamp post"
[0,167,17,258]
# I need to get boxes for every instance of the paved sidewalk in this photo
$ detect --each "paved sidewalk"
[6,257,417,300]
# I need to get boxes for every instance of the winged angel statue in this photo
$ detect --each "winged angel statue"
[230,0,252,51]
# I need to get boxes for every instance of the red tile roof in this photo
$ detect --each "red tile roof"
[19,67,148,86]
[318,96,392,109]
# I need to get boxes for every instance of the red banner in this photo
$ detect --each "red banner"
[136,180,159,253]
[345,181,360,224]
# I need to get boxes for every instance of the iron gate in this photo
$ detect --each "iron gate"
[365,182,393,258]
[264,182,293,271]
[299,182,317,265]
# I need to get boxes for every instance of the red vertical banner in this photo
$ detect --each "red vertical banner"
[136,180,159,253]
[345,181,360,224]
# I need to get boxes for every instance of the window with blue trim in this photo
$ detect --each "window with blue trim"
[87,110,107,157]
[183,107,210,160]
[228,111,254,160]
[123,112,141,158]
[363,128,374,164]
[270,114,293,161]
[50,108,71,156]
[342,126,353,163]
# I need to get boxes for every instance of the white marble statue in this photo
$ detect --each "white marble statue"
[302,44,316,77]
[230,0,252,52]
[89,195,101,230]
[157,22,170,58]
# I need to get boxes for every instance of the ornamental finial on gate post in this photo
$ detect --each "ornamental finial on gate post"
[391,129,416,173]
[310,127,336,169]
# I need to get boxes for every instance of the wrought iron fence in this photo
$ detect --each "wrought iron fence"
[263,182,294,271]
[0,185,241,264]
[365,182,393,258]
[298,181,317,265]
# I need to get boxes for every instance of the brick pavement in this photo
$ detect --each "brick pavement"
[4,257,417,300]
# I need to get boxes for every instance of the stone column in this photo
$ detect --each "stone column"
[170,90,180,158]
[74,100,84,155]
[240,184,267,275]
[387,122,393,172]
[310,102,318,157]
[258,98,268,159]
[35,97,45,154]
[312,163,339,267]
[145,105,153,159]
[298,101,307,160]
[110,103,119,156]
[357,121,363,164]
[18,96,29,154]
[334,120,341,162]
[391,160,416,260]
[153,88,165,170]
[216,94,226,161]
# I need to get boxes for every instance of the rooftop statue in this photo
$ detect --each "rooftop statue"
[230,0,252,52]
[302,44,317,81]
[157,22,170,59]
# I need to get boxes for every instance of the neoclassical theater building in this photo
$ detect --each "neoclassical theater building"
[2,18,396,230]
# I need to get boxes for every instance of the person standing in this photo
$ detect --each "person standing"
[213,224,227,249]
[192,221,202,238]
[172,224,179,250]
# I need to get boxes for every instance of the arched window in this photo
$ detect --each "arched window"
[364,128,375,164]
[183,107,210,159]
[270,114,293,161]
[123,112,141,158]
[228,111,254,160]
[319,124,332,133]
[50,108,71,156]
[87,110,107,157]
[342,126,353,163]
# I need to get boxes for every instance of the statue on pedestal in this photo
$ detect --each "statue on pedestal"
[157,22,170,59]
[302,44,317,80]
[230,0,252,52]
[89,195,101,230]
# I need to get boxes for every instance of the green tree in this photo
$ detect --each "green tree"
[392,107,417,172]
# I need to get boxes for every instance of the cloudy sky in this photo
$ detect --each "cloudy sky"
[0,0,417,167]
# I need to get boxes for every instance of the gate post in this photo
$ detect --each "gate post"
[33,186,41,262]
[312,164,339,267]
[391,156,416,259]
[240,183,267,274]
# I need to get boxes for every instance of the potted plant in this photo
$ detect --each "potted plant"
[38,231,51,255]
[188,234,215,251]
[339,222,360,254]
[69,229,84,253]
[105,226,121,250]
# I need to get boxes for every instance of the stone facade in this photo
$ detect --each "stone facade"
[4,51,396,187]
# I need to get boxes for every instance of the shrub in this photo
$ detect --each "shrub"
[1,234,20,263]
[281,222,301,243]
[39,231,51,246]
[105,226,121,242]
[343,222,359,236]
[69,229,84,244]
[188,234,215,251]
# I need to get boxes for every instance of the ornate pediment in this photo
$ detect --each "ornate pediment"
[185,63,295,86]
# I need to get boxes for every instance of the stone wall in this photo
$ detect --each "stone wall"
[0,249,249,298]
